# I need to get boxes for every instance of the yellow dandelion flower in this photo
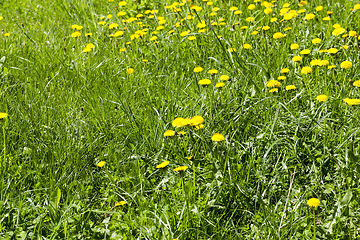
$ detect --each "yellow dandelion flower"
[352,80,360,87]
[269,88,278,93]
[316,6,323,11]
[307,198,320,208]
[327,48,338,54]
[0,113,8,119]
[164,130,175,137]
[190,116,204,126]
[174,166,188,172]
[215,82,225,88]
[71,31,81,37]
[278,76,286,80]
[305,13,315,20]
[270,17,277,22]
[188,36,196,41]
[301,66,313,74]
[292,56,302,62]
[273,32,286,39]
[332,27,346,36]
[312,38,321,44]
[212,133,225,142]
[300,49,311,55]
[243,44,252,49]
[281,68,290,74]
[118,1,127,6]
[286,85,297,90]
[83,47,92,53]
[97,161,106,168]
[127,68,134,74]
[194,67,204,73]
[198,79,211,86]
[343,98,360,105]
[156,161,170,169]
[228,48,236,52]
[290,44,299,50]
[264,8,273,14]
[340,61,352,69]
[220,75,230,81]
[208,69,218,74]
[115,201,127,206]
[4,33,10,37]
[248,4,256,10]
[349,31,357,37]
[266,80,281,88]
[316,95,328,102]
[108,23,119,29]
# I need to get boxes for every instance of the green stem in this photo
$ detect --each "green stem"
[313,208,316,240]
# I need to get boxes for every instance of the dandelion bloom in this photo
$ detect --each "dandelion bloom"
[194,124,204,130]
[312,38,321,44]
[229,6,238,11]
[115,201,127,206]
[71,31,81,37]
[4,33,10,36]
[349,31,357,37]
[194,67,204,73]
[246,17,254,22]
[286,85,297,90]
[343,98,360,105]
[172,117,186,127]
[266,80,281,88]
[273,32,286,39]
[188,36,196,41]
[300,49,311,55]
[212,133,225,142]
[174,166,188,172]
[316,6,323,11]
[243,44,251,49]
[292,56,302,62]
[97,161,106,168]
[220,75,230,81]
[355,4,360,10]
[248,4,256,10]
[264,8,273,14]
[228,48,236,52]
[83,47,92,53]
[332,28,345,36]
[327,48,338,54]
[290,44,299,50]
[353,80,360,87]
[215,82,225,88]
[190,115,204,126]
[98,21,106,25]
[198,79,211,86]
[127,68,134,74]
[301,66,313,74]
[0,113,8,119]
[305,13,315,20]
[269,88,278,93]
[109,23,119,29]
[281,68,290,74]
[164,130,175,137]
[156,161,170,169]
[310,59,321,66]
[118,1,127,6]
[208,69,218,74]
[323,17,330,21]
[316,95,328,102]
[277,76,286,80]
[328,65,336,69]
[85,33,93,37]
[307,198,320,208]
[262,26,270,31]
[270,17,277,22]
[340,61,352,69]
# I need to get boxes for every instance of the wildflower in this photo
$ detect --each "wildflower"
[190,116,204,126]
[97,161,106,167]
[4,33,10,36]
[343,98,360,105]
[262,26,270,31]
[194,124,204,131]
[281,68,290,74]
[208,69,218,74]
[332,28,345,36]
[164,130,176,137]
[278,76,286,80]
[212,133,225,142]
[246,17,255,22]
[273,32,286,39]
[266,80,281,88]
[355,4,360,10]
[251,31,258,35]
[328,65,336,69]
[220,75,230,81]
[118,1,127,6]
[109,23,119,29]
[349,31,357,37]
[243,44,251,49]
[83,47,92,52]
[115,201,127,206]
[180,31,190,36]
[194,67,204,73]
[286,85,297,90]
[301,66,313,74]
[319,60,329,66]
[228,48,236,52]
[150,36,158,41]
[120,48,126,52]
[174,166,188,171]
[316,95,328,102]
[307,198,320,208]
[316,6,323,11]
[0,113,8,119]
[305,13,315,20]
[300,49,311,55]
[333,24,341,29]
[248,4,256,10]
[269,88,278,93]
[71,31,81,37]
[127,68,134,74]
[340,61,352,69]
[198,79,211,86]
[323,17,330,21]
[215,82,225,88]
[312,38,321,44]
[188,36,196,41]
[98,21,106,25]
[292,56,302,62]
[284,27,292,31]
[327,48,338,54]
[291,44,299,50]
[270,17,277,22]
[156,161,170,169]
[264,8,273,14]
[85,33,93,37]
[353,80,360,87]
[172,117,187,127]
[310,59,321,66]
[234,10,242,15]
[229,6,238,11]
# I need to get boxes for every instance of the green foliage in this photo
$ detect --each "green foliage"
[0,0,360,239]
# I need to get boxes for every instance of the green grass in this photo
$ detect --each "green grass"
[1,0,360,239]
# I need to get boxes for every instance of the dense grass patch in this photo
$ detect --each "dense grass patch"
[1,0,360,239]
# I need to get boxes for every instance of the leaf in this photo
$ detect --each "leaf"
[50,188,61,209]
[341,190,352,205]
[0,56,5,63]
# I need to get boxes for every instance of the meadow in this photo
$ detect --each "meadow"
[0,0,360,239]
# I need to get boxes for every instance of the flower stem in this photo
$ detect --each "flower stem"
[313,208,316,240]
